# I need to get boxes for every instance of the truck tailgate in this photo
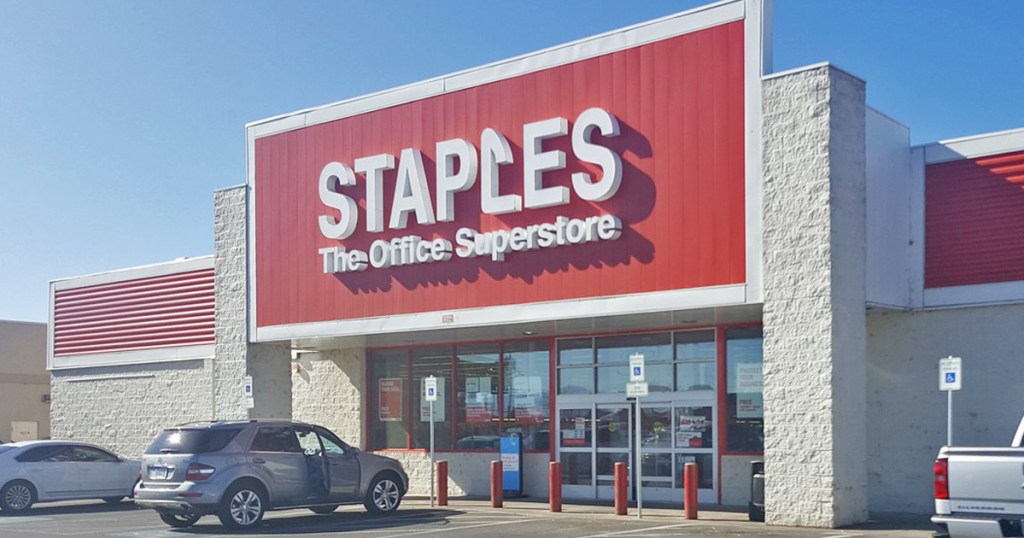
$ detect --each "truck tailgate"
[948,449,1024,515]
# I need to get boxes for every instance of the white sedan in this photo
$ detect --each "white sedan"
[0,440,139,512]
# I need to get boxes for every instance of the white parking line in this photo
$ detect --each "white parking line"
[374,518,537,538]
[574,523,697,538]
[0,517,54,524]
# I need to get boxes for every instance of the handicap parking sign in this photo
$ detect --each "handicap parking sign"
[629,353,645,382]
[939,357,962,391]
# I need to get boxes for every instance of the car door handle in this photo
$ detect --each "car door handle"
[252,458,266,464]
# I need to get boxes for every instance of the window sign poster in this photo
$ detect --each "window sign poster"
[676,414,708,448]
[419,377,446,422]
[561,418,586,446]
[737,393,763,419]
[736,363,763,419]
[736,363,763,392]
[528,376,543,395]
[379,378,403,422]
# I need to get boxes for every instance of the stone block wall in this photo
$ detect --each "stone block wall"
[292,348,365,445]
[214,185,291,420]
[50,360,215,459]
[761,64,868,527]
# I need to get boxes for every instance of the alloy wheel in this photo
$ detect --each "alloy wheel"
[3,483,32,511]
[229,489,263,526]
[372,479,400,512]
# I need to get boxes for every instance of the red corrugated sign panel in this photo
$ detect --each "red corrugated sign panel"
[254,21,747,328]
[926,150,1024,288]
[53,268,215,356]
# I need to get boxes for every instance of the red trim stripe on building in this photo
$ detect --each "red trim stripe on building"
[53,268,215,356]
[925,150,1024,288]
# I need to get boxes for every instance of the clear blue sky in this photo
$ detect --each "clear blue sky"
[1,1,1021,323]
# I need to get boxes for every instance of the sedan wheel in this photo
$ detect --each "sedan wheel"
[160,512,201,528]
[364,475,402,514]
[218,483,266,529]
[1,481,35,512]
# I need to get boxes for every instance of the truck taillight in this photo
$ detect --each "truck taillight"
[934,458,949,500]
[185,463,216,481]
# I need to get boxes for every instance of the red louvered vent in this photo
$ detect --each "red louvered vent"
[925,150,1024,288]
[53,268,215,356]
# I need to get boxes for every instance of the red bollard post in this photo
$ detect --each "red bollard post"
[614,462,627,515]
[437,460,448,506]
[549,461,562,512]
[491,460,503,508]
[684,462,699,519]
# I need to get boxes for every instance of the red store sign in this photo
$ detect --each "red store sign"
[249,2,762,339]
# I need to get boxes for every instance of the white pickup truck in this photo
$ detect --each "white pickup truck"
[932,419,1024,538]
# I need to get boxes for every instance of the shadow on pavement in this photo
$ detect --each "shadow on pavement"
[166,508,466,535]
[0,499,143,517]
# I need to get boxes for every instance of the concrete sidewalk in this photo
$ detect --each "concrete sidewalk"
[403,496,936,536]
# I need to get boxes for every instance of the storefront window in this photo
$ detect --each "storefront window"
[595,333,671,394]
[725,327,764,453]
[675,330,716,391]
[503,341,550,450]
[455,344,499,450]
[411,348,453,450]
[369,339,551,452]
[369,349,408,450]
[557,338,594,394]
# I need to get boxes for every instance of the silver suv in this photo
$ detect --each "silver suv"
[134,420,408,530]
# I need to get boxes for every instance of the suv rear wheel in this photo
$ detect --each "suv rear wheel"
[363,473,402,515]
[218,481,267,529]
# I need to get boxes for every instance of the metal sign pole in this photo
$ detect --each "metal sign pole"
[430,399,436,507]
[635,396,642,519]
[947,390,952,447]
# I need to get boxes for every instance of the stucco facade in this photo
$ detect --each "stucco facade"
[0,320,49,442]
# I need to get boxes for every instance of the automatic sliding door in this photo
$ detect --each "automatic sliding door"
[595,404,630,501]
[558,407,593,497]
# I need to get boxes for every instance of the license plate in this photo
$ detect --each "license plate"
[148,467,169,480]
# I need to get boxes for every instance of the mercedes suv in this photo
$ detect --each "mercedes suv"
[134,420,408,530]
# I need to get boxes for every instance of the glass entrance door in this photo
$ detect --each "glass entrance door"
[640,400,715,503]
[557,397,717,503]
[595,404,630,501]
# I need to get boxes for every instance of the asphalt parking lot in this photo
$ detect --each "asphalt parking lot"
[0,498,935,538]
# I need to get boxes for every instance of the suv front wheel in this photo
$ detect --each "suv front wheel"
[218,481,267,529]
[364,473,402,515]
